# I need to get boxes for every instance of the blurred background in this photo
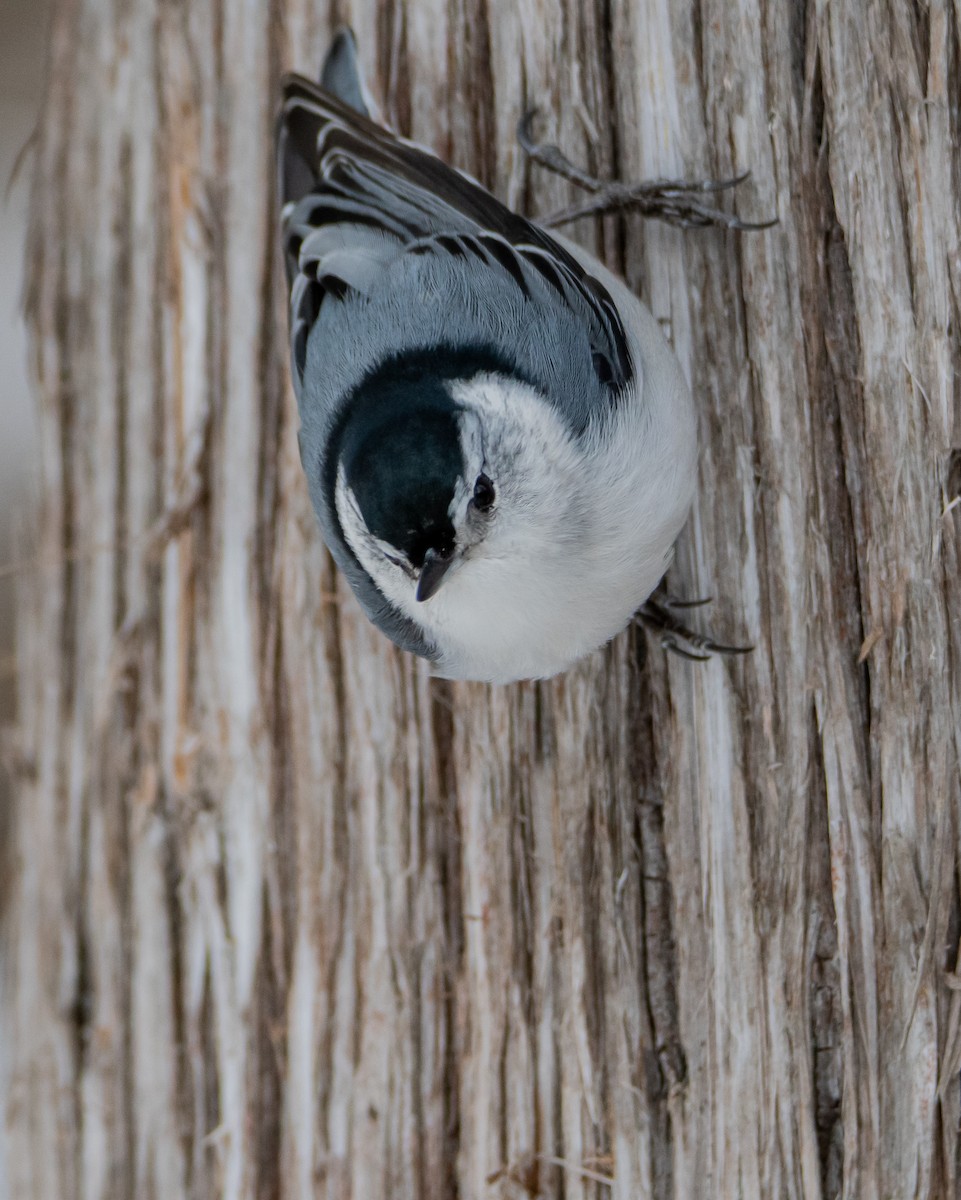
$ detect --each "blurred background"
[1,0,49,720]
[0,1,49,1194]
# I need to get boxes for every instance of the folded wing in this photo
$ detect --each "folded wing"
[277,72,634,401]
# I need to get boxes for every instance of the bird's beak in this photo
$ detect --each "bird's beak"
[416,547,456,602]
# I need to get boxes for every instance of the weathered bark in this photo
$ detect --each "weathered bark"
[4,0,960,1197]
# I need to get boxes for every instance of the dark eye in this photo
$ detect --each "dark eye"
[471,473,495,513]
[592,349,614,386]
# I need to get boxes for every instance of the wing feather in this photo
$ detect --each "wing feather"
[277,72,634,393]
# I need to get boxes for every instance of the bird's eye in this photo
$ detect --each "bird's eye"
[592,349,614,386]
[471,473,495,513]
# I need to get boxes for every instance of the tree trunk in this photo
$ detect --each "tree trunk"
[4,0,960,1197]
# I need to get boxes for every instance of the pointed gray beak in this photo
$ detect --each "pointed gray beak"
[416,547,455,602]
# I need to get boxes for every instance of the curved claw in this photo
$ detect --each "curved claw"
[725,213,780,232]
[660,593,713,609]
[697,170,752,193]
[636,596,753,663]
[660,635,712,662]
[695,638,754,657]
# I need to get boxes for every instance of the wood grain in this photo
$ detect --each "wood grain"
[4,0,960,1196]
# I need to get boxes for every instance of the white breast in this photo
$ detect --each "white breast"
[428,394,695,681]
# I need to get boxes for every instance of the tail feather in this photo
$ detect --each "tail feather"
[319,28,370,116]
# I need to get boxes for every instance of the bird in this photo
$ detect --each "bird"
[277,30,701,684]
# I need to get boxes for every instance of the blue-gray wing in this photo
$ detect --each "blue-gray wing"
[277,72,634,408]
[276,62,635,658]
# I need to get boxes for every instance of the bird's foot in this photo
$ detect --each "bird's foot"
[635,591,753,662]
[517,110,777,233]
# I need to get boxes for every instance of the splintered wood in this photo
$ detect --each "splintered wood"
[4,0,960,1197]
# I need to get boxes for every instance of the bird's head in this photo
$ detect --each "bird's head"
[336,392,496,603]
[333,351,584,616]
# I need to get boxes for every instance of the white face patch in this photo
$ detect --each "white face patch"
[451,375,588,548]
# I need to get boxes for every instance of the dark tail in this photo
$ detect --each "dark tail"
[319,28,370,117]
[277,27,373,222]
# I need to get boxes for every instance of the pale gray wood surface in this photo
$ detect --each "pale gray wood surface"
[4,0,960,1197]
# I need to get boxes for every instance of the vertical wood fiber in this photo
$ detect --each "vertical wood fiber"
[4,0,960,1197]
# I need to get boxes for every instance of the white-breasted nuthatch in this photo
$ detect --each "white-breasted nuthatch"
[278,31,740,682]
